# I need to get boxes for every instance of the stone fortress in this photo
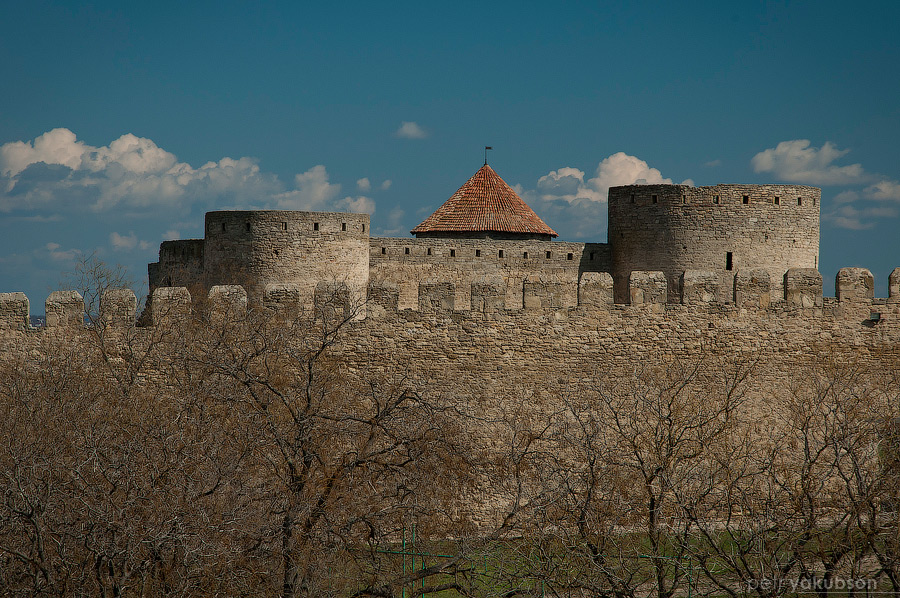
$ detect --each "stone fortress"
[143,164,833,314]
[2,162,900,362]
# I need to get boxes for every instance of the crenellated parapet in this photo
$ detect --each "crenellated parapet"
[5,265,900,337]
[0,292,29,331]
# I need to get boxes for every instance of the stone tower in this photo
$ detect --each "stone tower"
[608,184,820,303]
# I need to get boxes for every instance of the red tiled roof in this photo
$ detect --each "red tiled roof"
[411,164,558,237]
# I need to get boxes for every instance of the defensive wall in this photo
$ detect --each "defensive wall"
[370,237,609,309]
[4,265,900,341]
[3,266,900,531]
[608,184,820,303]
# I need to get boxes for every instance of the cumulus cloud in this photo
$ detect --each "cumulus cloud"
[826,205,900,230]
[109,231,151,251]
[0,129,378,217]
[380,179,392,190]
[752,139,900,229]
[271,165,374,214]
[865,179,900,202]
[356,177,371,192]
[162,229,180,240]
[532,152,685,209]
[751,140,872,185]
[395,121,427,139]
[110,231,138,250]
[41,242,80,262]
[521,152,689,240]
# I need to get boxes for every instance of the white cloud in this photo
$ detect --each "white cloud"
[162,229,180,240]
[826,204,900,230]
[356,177,371,192]
[522,152,688,240]
[272,165,374,214]
[395,121,427,139]
[340,195,375,214]
[41,241,80,262]
[1,128,87,176]
[380,179,392,191]
[110,231,139,250]
[751,140,872,185]
[109,231,150,251]
[750,140,900,228]
[0,129,378,217]
[533,152,681,206]
[865,179,900,202]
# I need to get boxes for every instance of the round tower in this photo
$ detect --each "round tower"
[203,210,370,310]
[608,184,820,303]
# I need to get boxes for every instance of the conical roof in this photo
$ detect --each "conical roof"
[411,164,558,237]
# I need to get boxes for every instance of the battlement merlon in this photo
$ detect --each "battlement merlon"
[6,266,900,335]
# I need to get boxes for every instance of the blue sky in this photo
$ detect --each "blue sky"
[2,0,899,308]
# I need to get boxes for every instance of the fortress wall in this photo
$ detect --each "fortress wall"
[203,211,370,313]
[369,237,610,309]
[3,283,899,533]
[149,239,205,292]
[609,184,820,303]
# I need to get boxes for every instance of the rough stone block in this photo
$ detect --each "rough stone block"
[680,270,720,305]
[888,268,900,303]
[264,283,302,313]
[578,272,614,308]
[418,280,455,312]
[523,275,570,310]
[315,282,354,320]
[836,267,874,302]
[629,271,666,305]
[151,287,191,325]
[367,281,400,311]
[101,289,137,327]
[784,268,823,308]
[0,292,30,331]
[45,290,84,327]
[471,275,505,312]
[734,269,771,309]
[209,285,248,317]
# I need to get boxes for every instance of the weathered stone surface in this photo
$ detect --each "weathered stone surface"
[681,270,720,305]
[608,184,820,303]
[629,271,667,305]
[734,269,771,309]
[0,292,29,331]
[889,267,900,303]
[578,272,614,309]
[151,287,191,325]
[836,267,874,302]
[523,275,573,310]
[784,268,823,308]
[263,283,301,312]
[209,285,248,315]
[367,281,400,312]
[418,280,454,312]
[471,275,506,312]
[101,289,137,327]
[314,282,354,320]
[45,291,84,328]
[370,239,608,311]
